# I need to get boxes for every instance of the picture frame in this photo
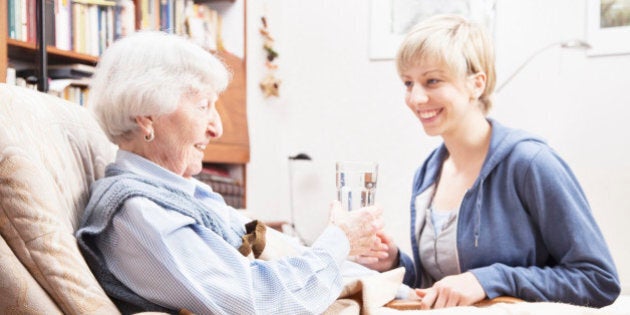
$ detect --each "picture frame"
[369,0,496,60]
[586,0,630,56]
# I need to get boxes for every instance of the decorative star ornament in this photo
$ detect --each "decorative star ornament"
[259,15,281,98]
[259,73,281,97]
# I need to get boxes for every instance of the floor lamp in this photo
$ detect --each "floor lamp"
[287,153,312,243]
[495,39,591,94]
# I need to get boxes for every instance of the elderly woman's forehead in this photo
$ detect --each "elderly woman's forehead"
[184,88,218,100]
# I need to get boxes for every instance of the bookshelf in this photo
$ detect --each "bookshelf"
[1,0,249,208]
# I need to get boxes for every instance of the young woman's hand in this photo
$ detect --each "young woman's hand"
[414,272,486,309]
[353,231,399,271]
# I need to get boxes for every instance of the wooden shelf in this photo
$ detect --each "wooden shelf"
[2,0,249,206]
[0,0,8,82]
[7,39,99,66]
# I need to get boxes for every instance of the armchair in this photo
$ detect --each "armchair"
[0,83,119,314]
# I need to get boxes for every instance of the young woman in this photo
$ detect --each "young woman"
[364,14,620,309]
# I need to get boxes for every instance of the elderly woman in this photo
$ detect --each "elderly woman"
[76,31,389,314]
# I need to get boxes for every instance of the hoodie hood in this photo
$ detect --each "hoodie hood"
[414,118,545,194]
[478,119,545,183]
[411,118,546,251]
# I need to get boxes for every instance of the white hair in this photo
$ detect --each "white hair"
[88,31,231,144]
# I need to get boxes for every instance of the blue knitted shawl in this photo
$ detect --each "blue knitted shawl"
[76,164,244,314]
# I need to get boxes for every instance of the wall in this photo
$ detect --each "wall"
[245,0,630,294]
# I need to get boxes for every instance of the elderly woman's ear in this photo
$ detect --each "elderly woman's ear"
[135,116,155,142]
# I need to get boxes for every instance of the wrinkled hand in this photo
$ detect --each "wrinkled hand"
[414,272,486,309]
[353,231,399,271]
[329,201,384,257]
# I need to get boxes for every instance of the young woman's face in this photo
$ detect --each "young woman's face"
[149,92,223,178]
[400,59,480,138]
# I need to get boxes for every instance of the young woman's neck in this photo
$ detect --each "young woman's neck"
[442,115,492,169]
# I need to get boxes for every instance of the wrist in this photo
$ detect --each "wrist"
[391,248,401,268]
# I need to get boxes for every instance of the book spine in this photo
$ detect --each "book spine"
[141,0,149,29]
[8,0,16,39]
[20,0,27,42]
[27,0,36,43]
[159,0,167,31]
[44,0,56,47]
[55,0,72,50]
[106,5,114,47]
[168,0,174,33]
[71,0,116,6]
[89,4,99,55]
[97,6,105,54]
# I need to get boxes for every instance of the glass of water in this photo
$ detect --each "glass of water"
[336,161,378,211]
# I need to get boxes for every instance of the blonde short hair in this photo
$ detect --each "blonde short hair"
[396,14,496,113]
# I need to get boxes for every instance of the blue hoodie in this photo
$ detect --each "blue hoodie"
[398,119,620,307]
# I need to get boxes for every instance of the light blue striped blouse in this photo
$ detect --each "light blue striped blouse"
[95,150,377,314]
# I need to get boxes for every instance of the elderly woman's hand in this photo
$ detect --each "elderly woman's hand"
[328,201,385,257]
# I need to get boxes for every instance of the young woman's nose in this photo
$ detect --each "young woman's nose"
[408,85,429,106]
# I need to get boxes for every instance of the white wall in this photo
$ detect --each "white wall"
[244,0,630,294]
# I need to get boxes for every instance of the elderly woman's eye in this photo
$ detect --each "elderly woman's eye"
[197,100,209,111]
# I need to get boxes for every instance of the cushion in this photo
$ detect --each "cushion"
[0,234,62,314]
[0,84,119,314]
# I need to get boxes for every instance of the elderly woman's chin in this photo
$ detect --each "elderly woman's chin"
[183,162,204,178]
[180,152,206,178]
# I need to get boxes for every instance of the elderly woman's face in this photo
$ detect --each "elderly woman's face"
[149,92,223,178]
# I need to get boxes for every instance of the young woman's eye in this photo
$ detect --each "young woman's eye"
[426,78,440,85]
[403,81,413,88]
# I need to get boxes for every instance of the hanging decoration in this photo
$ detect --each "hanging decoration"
[259,15,281,98]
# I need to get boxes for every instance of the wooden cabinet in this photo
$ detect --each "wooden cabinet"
[1,0,249,206]
[1,1,9,83]
[205,50,249,164]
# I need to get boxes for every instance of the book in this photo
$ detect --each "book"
[49,63,96,78]
[17,64,94,80]
[48,78,91,105]
[55,0,72,50]
[194,166,244,208]
[8,0,16,39]
[44,0,56,47]
[71,0,115,6]
[114,0,135,39]
[5,68,17,85]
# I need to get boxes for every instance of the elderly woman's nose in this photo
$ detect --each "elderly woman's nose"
[208,111,223,138]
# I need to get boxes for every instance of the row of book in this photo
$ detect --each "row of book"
[5,64,91,106]
[48,78,91,106]
[7,0,226,56]
[194,166,245,209]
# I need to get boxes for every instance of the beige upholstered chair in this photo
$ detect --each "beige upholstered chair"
[0,83,120,314]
